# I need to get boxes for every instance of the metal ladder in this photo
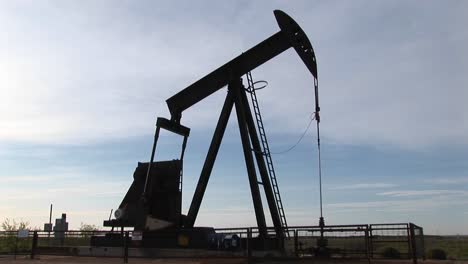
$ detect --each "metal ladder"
[246,71,289,237]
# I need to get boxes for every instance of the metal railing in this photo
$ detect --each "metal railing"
[0,223,425,263]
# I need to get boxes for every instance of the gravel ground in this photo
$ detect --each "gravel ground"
[1,256,468,264]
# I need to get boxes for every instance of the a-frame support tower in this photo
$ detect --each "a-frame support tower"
[184,78,283,238]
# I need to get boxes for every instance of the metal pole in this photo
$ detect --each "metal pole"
[14,235,18,259]
[48,204,52,243]
[317,116,325,240]
[247,228,252,263]
[312,74,326,251]
[410,223,418,264]
[231,79,268,238]
[420,227,426,260]
[31,231,38,259]
[49,204,53,225]
[239,87,283,239]
[179,135,188,222]
[317,122,323,219]
[108,209,113,221]
[369,225,374,258]
[185,92,234,227]
[142,125,161,200]
[406,223,412,259]
[365,227,370,263]
[294,229,298,257]
[49,204,53,224]
[123,231,129,263]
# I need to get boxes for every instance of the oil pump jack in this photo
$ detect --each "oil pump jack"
[95,10,319,249]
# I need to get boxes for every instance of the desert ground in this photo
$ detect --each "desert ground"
[1,256,468,264]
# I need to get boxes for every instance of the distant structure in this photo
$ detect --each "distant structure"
[43,204,53,232]
[53,213,69,245]
[53,213,69,234]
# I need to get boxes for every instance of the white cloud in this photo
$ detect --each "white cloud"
[425,177,468,185]
[329,183,397,190]
[0,171,130,229]
[377,190,468,197]
[327,194,468,212]
[0,1,466,148]
[0,175,70,184]
[0,169,130,203]
[0,1,243,144]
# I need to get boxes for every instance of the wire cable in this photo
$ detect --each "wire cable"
[271,112,315,155]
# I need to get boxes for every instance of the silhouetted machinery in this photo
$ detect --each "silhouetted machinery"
[92,10,318,249]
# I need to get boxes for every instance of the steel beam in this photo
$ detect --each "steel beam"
[185,91,235,228]
[142,125,161,200]
[231,79,268,238]
[166,10,317,122]
[240,87,283,238]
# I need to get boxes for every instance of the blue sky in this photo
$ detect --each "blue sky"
[1,1,467,234]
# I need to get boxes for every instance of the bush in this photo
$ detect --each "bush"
[429,248,447,260]
[79,223,99,232]
[79,223,100,238]
[1,218,29,231]
[0,218,32,253]
[382,247,401,259]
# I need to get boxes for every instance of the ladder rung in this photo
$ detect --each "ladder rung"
[247,71,288,233]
